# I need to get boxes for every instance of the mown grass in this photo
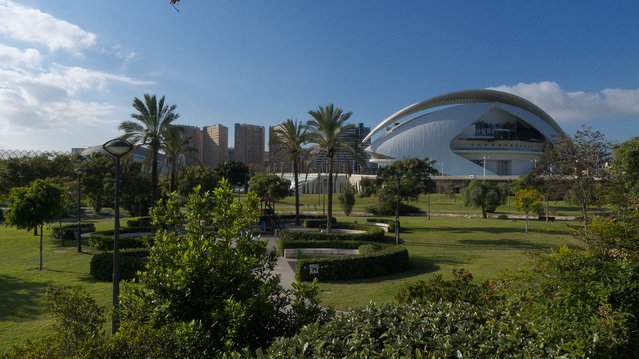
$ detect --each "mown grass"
[0,202,584,352]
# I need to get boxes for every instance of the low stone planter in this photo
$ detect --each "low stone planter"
[283,248,359,259]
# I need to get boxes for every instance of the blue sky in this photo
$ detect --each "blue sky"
[1,0,639,151]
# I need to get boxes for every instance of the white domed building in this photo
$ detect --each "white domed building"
[363,89,565,177]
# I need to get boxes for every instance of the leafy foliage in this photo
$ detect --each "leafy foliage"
[213,160,249,187]
[115,179,331,354]
[248,172,291,199]
[176,165,219,197]
[374,157,437,215]
[463,180,506,218]
[514,188,543,233]
[337,182,356,216]
[89,249,149,281]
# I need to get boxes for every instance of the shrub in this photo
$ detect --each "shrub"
[279,225,385,243]
[303,217,336,228]
[89,234,152,251]
[51,223,96,241]
[127,216,153,228]
[89,249,149,281]
[497,214,509,220]
[92,227,153,236]
[296,245,409,281]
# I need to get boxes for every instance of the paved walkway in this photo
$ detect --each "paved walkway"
[263,234,297,290]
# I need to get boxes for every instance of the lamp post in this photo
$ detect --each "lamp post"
[74,168,83,253]
[482,155,490,177]
[102,138,133,335]
[531,159,538,169]
[395,172,401,244]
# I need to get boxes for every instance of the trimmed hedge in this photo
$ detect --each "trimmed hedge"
[278,214,327,221]
[296,245,409,281]
[277,239,368,256]
[89,248,149,281]
[127,216,153,228]
[91,227,153,236]
[278,225,386,243]
[51,223,96,241]
[304,217,337,228]
[89,234,152,251]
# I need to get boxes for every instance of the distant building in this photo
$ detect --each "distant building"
[202,124,228,168]
[234,123,265,171]
[268,124,288,172]
[313,122,373,174]
[174,125,203,166]
[364,89,565,176]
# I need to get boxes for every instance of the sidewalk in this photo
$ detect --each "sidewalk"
[263,234,297,290]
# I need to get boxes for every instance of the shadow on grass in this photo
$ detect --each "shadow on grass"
[406,226,525,235]
[457,238,555,251]
[0,275,48,321]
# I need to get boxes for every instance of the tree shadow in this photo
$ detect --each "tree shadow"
[457,238,555,251]
[406,226,524,235]
[0,275,49,321]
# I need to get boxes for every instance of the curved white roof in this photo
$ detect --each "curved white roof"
[363,89,564,143]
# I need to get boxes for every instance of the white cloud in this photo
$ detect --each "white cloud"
[0,44,41,68]
[489,81,639,123]
[0,0,96,54]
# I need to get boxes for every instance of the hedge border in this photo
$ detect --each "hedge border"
[89,248,149,281]
[51,223,95,241]
[295,245,409,282]
[126,216,152,228]
[278,225,386,243]
[89,234,152,251]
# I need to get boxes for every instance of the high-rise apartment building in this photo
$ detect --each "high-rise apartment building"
[314,123,372,174]
[268,125,288,172]
[174,125,203,166]
[202,124,228,168]
[235,123,265,171]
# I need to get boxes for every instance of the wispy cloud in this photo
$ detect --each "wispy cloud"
[490,81,639,123]
[0,1,152,150]
[0,0,96,54]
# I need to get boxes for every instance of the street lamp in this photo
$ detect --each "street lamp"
[74,168,83,253]
[102,138,133,335]
[395,171,402,245]
[482,155,490,177]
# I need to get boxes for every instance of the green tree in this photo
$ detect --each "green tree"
[514,188,543,233]
[5,178,67,270]
[162,125,192,193]
[337,182,356,216]
[542,126,611,229]
[463,180,505,218]
[79,153,113,213]
[176,165,219,196]
[308,104,353,231]
[213,160,250,188]
[270,119,312,225]
[120,162,153,217]
[610,136,639,208]
[120,93,180,205]
[116,180,330,354]
[375,157,437,215]
[248,172,291,200]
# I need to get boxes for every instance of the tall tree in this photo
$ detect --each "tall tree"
[162,125,192,193]
[270,119,312,225]
[609,136,639,209]
[542,126,611,229]
[119,94,180,205]
[5,179,66,270]
[375,157,438,215]
[514,188,543,233]
[308,104,352,231]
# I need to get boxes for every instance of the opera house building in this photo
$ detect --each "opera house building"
[363,89,565,177]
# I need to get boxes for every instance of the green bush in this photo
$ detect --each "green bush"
[89,234,152,251]
[279,225,385,243]
[92,227,153,236]
[127,216,153,228]
[51,223,96,241]
[277,239,368,256]
[303,217,336,228]
[89,249,149,281]
[296,245,409,281]
[278,214,325,221]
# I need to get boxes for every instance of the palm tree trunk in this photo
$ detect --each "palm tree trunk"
[327,156,333,232]
[294,157,301,226]
[151,147,159,205]
[39,224,43,271]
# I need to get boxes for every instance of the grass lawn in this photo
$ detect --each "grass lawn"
[316,214,583,309]
[0,220,113,353]
[0,205,584,353]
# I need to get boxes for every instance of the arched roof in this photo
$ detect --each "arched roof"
[363,89,565,142]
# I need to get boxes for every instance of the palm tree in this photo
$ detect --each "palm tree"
[308,104,352,231]
[163,125,192,192]
[270,119,312,226]
[119,94,179,205]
